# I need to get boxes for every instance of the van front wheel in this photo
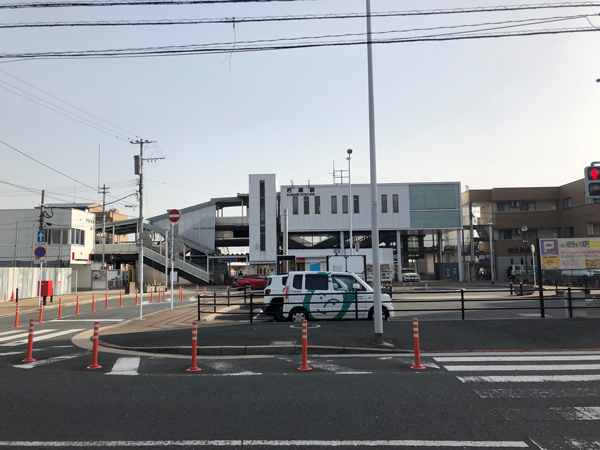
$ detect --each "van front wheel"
[290,308,309,323]
[368,307,389,321]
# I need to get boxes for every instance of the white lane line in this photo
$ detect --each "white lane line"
[551,406,600,420]
[49,319,124,322]
[530,437,600,449]
[0,352,22,356]
[0,330,28,337]
[203,361,260,375]
[106,357,141,376]
[3,329,84,346]
[307,361,372,375]
[0,329,56,343]
[0,439,530,447]
[15,352,88,369]
[445,364,600,372]
[473,387,600,399]
[435,355,600,362]
[459,375,600,383]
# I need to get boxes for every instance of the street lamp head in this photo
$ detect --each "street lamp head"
[347,149,352,155]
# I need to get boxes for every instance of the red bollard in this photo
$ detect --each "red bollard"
[297,320,312,371]
[10,290,15,302]
[150,291,154,303]
[87,321,102,370]
[180,286,184,302]
[411,318,425,370]
[38,302,44,324]
[196,285,199,297]
[163,288,166,302]
[22,319,36,362]
[105,292,109,310]
[13,302,20,328]
[119,291,123,307]
[57,298,64,319]
[135,289,139,306]
[187,321,201,372]
[91,294,96,312]
[76,295,80,315]
[158,289,161,303]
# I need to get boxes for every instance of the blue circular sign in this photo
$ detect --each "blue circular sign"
[34,247,46,258]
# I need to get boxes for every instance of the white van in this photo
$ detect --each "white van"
[283,271,394,322]
[262,274,288,322]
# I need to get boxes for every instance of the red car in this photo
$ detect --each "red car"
[235,274,268,290]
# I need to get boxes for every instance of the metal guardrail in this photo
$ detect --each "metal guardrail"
[194,285,597,322]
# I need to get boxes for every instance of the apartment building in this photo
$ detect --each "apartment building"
[462,179,600,280]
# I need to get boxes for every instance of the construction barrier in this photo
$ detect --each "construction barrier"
[297,320,312,371]
[57,298,63,319]
[13,302,20,328]
[187,321,201,372]
[410,318,425,370]
[22,319,36,362]
[87,321,101,370]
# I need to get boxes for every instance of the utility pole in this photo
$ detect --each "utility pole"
[131,139,162,319]
[98,184,109,272]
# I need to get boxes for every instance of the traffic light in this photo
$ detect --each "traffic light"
[585,165,600,199]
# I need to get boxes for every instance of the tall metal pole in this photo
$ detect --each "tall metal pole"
[347,149,353,255]
[488,223,495,284]
[469,201,474,282]
[366,0,383,344]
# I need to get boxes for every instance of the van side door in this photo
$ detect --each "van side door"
[331,274,369,319]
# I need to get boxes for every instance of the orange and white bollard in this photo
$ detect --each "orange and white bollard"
[91,294,96,312]
[38,302,44,324]
[297,320,312,371]
[196,285,199,297]
[158,289,162,303]
[180,286,183,302]
[187,321,201,372]
[135,289,139,305]
[119,291,123,307]
[105,292,109,310]
[87,321,102,370]
[57,298,64,319]
[76,295,80,315]
[410,318,425,370]
[425,283,429,292]
[150,291,154,303]
[22,319,36,362]
[13,302,20,328]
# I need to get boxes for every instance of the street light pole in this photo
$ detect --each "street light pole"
[347,148,353,255]
[487,222,495,284]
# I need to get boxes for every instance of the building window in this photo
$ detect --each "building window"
[331,196,337,214]
[342,195,349,214]
[292,196,298,215]
[520,202,536,212]
[315,196,321,214]
[563,197,572,209]
[565,226,575,238]
[304,196,310,214]
[588,223,600,236]
[497,202,510,212]
[392,194,399,213]
[353,195,359,214]
[49,228,85,246]
[498,229,512,240]
[381,194,388,213]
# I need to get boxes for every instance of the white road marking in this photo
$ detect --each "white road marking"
[445,364,600,372]
[473,387,600,398]
[307,360,372,375]
[203,361,260,375]
[435,355,600,362]
[0,329,56,343]
[49,319,124,322]
[0,439,530,447]
[0,351,22,356]
[15,352,88,369]
[107,357,141,376]
[551,406,600,420]
[459,375,600,383]
[2,329,84,346]
[531,437,600,449]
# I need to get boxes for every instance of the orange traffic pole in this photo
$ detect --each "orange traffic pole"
[297,320,312,371]
[119,291,123,307]
[411,318,426,370]
[57,298,64,319]
[91,294,96,312]
[38,301,44,324]
[196,285,199,297]
[105,292,109,310]
[187,321,201,372]
[22,318,36,362]
[76,295,80,315]
[13,302,20,328]
[158,288,162,303]
[87,321,102,370]
[135,289,139,305]
[150,291,154,303]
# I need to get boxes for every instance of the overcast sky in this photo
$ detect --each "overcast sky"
[2,0,600,221]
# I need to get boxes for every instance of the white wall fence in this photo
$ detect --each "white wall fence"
[0,267,72,301]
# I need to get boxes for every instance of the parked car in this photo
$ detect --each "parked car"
[401,268,420,282]
[234,274,268,290]
[283,271,394,322]
[263,274,288,322]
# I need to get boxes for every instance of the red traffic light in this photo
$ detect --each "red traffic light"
[587,166,600,180]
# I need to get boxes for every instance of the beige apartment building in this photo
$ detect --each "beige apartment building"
[462,179,600,281]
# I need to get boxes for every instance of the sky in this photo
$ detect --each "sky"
[2,0,600,221]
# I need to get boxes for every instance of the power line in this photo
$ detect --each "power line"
[0,0,315,8]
